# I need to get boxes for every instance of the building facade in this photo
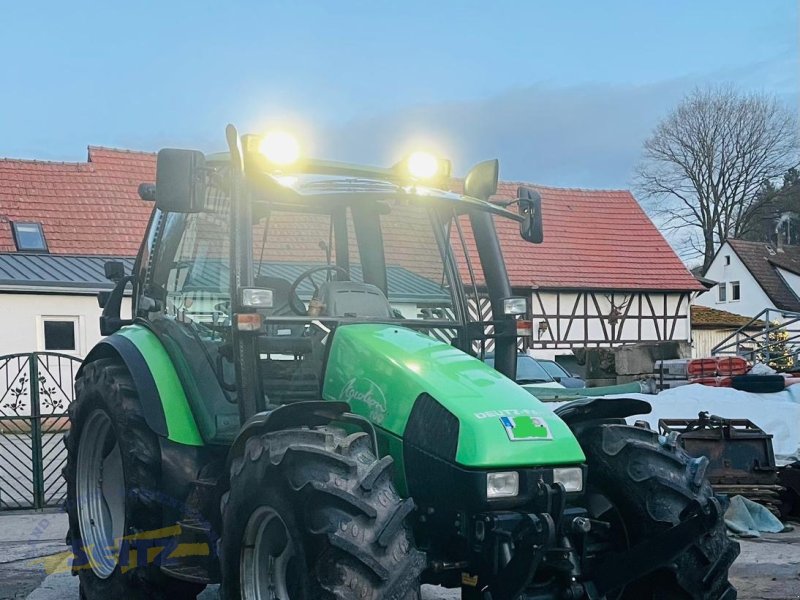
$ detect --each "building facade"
[696,239,800,319]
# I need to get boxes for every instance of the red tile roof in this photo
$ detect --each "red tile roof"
[452,181,704,292]
[0,147,155,256]
[0,147,701,292]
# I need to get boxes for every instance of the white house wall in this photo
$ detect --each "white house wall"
[0,293,131,357]
[530,290,690,349]
[696,242,773,318]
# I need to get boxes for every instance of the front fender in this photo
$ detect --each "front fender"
[80,325,203,446]
[553,397,652,426]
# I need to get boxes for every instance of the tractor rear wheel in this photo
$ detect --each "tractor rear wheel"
[578,423,739,599]
[64,358,204,600]
[219,427,425,600]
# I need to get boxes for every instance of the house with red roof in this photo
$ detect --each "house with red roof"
[0,147,153,355]
[0,146,702,359]
[451,181,704,357]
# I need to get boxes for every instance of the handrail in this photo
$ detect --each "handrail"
[711,307,800,366]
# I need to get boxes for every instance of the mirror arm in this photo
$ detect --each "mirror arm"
[100,275,136,336]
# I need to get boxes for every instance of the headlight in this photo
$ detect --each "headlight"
[502,297,527,316]
[487,471,519,499]
[241,288,274,308]
[553,467,583,492]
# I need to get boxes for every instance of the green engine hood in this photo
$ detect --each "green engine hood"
[322,324,585,468]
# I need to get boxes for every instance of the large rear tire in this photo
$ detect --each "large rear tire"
[64,359,204,599]
[579,423,739,599]
[219,427,425,599]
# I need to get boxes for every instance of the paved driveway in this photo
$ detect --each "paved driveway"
[1,512,798,600]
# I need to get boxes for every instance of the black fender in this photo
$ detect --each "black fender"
[554,396,652,428]
[79,336,169,438]
[224,401,378,486]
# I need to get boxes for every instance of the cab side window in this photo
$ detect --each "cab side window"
[149,201,231,328]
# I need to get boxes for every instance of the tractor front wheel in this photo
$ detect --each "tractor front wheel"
[219,427,425,600]
[578,423,739,599]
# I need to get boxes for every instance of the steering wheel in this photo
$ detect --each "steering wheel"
[288,265,350,315]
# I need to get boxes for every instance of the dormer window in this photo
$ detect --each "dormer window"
[12,222,48,252]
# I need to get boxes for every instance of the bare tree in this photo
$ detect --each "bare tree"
[636,86,798,271]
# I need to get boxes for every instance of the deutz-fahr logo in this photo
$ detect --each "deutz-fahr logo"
[500,415,552,441]
[341,378,387,423]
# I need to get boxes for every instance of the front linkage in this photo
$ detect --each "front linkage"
[465,484,728,600]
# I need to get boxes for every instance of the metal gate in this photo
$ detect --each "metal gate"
[0,352,80,510]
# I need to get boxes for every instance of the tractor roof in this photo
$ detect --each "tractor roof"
[205,152,522,221]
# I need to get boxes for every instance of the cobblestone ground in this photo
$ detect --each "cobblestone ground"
[1,512,798,600]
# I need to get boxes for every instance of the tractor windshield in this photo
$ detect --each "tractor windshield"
[250,194,471,326]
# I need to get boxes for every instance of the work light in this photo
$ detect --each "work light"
[397,151,451,183]
[407,151,439,179]
[258,131,300,165]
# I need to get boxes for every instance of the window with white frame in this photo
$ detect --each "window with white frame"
[40,317,79,353]
[718,283,727,302]
[730,281,740,301]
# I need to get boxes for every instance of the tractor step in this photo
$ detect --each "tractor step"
[160,518,220,584]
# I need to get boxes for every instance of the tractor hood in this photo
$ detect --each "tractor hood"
[322,324,585,468]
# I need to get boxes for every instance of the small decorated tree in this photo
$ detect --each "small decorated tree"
[758,321,796,372]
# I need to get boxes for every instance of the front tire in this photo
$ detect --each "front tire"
[220,427,425,599]
[579,423,739,599]
[64,359,203,599]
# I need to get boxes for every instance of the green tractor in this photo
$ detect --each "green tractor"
[64,125,737,600]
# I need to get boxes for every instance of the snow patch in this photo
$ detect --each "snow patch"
[549,383,800,465]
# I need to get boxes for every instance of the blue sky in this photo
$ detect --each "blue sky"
[0,1,796,187]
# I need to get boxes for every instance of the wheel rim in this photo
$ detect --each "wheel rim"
[75,409,126,579]
[241,506,298,600]
[587,490,630,599]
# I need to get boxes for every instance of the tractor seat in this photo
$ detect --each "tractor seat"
[319,281,393,318]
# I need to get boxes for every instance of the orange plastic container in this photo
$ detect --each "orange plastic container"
[687,358,718,377]
[716,357,749,376]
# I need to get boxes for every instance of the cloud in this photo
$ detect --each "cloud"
[319,75,797,190]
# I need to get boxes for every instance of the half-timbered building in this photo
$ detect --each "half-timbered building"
[455,182,705,358]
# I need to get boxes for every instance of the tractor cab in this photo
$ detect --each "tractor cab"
[103,127,542,440]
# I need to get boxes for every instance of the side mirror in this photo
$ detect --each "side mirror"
[104,260,125,282]
[517,186,544,244]
[100,275,135,335]
[155,149,206,213]
[464,159,499,201]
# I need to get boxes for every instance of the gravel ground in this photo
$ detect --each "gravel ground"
[1,511,798,600]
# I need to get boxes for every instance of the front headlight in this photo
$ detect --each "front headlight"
[553,467,584,492]
[502,297,527,316]
[487,471,519,499]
